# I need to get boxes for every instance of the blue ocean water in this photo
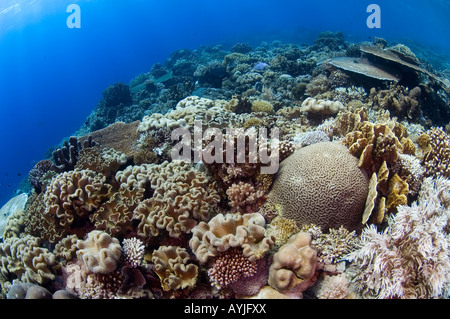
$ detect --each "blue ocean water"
[0,0,449,207]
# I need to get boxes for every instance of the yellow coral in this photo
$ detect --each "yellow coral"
[251,100,274,114]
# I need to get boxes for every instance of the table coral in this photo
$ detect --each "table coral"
[189,212,275,264]
[152,245,198,291]
[76,230,122,274]
[268,231,317,297]
[267,142,369,231]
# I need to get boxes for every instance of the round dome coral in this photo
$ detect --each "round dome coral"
[268,142,369,231]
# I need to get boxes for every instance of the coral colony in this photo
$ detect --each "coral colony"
[1,32,450,299]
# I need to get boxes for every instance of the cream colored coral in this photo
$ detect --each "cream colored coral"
[267,142,369,231]
[268,231,317,297]
[152,246,198,291]
[189,213,275,264]
[76,230,121,274]
[300,97,345,115]
[54,234,79,261]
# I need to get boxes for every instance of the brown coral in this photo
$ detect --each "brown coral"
[421,127,450,178]
[189,213,275,264]
[132,161,220,238]
[267,142,369,231]
[226,181,266,213]
[152,246,198,291]
[268,232,317,297]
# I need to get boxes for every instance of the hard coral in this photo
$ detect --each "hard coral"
[421,127,450,178]
[189,213,275,264]
[268,232,317,298]
[76,230,122,274]
[268,142,369,231]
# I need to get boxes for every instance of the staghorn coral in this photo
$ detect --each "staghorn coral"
[207,247,257,290]
[42,169,113,243]
[267,142,369,231]
[0,235,56,291]
[346,176,450,299]
[189,213,275,264]
[152,246,198,291]
[122,237,145,268]
[132,161,220,238]
[76,230,122,274]
[268,231,317,298]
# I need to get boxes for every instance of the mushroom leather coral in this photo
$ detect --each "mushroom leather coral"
[189,213,275,264]
[268,142,369,231]
[76,230,122,274]
[268,232,317,296]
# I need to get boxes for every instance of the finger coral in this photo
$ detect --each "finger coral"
[189,213,275,264]
[122,237,145,268]
[267,142,369,231]
[76,230,122,274]
[152,245,198,291]
[268,231,317,298]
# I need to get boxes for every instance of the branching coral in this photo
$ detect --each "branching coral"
[346,176,450,299]
[420,127,450,178]
[152,246,198,291]
[189,213,274,264]
[226,181,266,213]
[122,237,145,268]
[207,247,257,290]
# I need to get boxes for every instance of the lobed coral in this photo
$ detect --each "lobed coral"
[268,232,317,297]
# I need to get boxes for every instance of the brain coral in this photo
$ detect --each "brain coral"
[76,230,122,274]
[267,142,369,231]
[189,213,275,264]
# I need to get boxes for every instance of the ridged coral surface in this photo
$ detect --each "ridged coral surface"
[268,142,369,231]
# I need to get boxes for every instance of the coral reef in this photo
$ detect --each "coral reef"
[8,35,450,299]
